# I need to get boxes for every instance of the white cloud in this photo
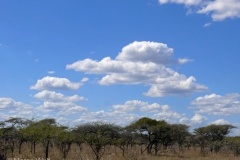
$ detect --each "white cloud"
[57,106,88,116]
[144,74,207,97]
[30,76,83,90]
[159,0,240,21]
[179,117,190,124]
[113,100,145,112]
[48,71,55,74]
[211,119,230,125]
[153,111,182,122]
[159,0,202,6]
[141,104,170,112]
[178,58,193,64]
[67,41,207,97]
[116,41,180,64]
[197,0,240,21]
[34,90,88,116]
[0,98,37,119]
[191,93,240,116]
[74,110,140,126]
[203,23,211,27]
[0,113,10,121]
[81,77,89,82]
[34,90,87,102]
[180,113,208,126]
[37,101,88,114]
[191,113,208,124]
[112,100,170,113]
[73,100,183,126]
[0,98,33,110]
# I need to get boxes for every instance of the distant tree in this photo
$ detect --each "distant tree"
[74,122,120,160]
[169,124,190,150]
[26,118,61,159]
[112,129,135,156]
[56,127,74,160]
[126,117,171,154]
[194,124,236,153]
[0,117,28,159]
[23,119,42,154]
[194,124,236,142]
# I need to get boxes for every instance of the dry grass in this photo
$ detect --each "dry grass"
[5,143,240,160]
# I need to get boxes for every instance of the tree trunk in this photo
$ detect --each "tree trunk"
[45,140,50,159]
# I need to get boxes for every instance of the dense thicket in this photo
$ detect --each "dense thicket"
[0,117,239,160]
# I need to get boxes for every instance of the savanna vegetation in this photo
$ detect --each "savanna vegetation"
[0,117,239,160]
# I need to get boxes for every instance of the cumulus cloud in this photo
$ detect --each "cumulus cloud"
[144,74,207,97]
[0,113,10,121]
[0,82,88,118]
[58,106,88,116]
[73,100,182,126]
[153,110,182,122]
[180,113,208,126]
[112,100,170,113]
[190,93,240,116]
[30,76,83,90]
[159,0,240,21]
[159,0,202,6]
[116,41,180,64]
[0,98,33,110]
[0,98,37,119]
[81,77,89,82]
[197,0,240,21]
[37,101,87,114]
[34,90,88,116]
[211,119,230,125]
[34,90,87,102]
[67,41,207,97]
[74,110,140,126]
[191,113,208,124]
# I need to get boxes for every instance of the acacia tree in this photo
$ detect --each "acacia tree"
[56,127,74,160]
[26,118,61,159]
[14,118,32,154]
[126,117,171,155]
[112,129,136,156]
[194,124,236,142]
[169,124,190,150]
[0,121,8,160]
[74,122,120,160]
[194,124,236,153]
[22,120,42,154]
[0,118,29,159]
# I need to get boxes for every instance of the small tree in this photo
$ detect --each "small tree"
[194,124,236,142]
[0,118,29,159]
[169,124,190,150]
[194,124,236,153]
[126,117,170,154]
[74,122,120,160]
[26,118,61,159]
[56,127,74,160]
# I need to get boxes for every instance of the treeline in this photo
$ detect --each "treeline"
[0,117,240,160]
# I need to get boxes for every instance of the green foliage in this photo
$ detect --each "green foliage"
[0,117,239,159]
[194,124,236,142]
[74,121,121,160]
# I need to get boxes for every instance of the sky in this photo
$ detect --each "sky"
[0,0,240,134]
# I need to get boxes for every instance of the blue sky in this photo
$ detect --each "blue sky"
[0,0,240,134]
